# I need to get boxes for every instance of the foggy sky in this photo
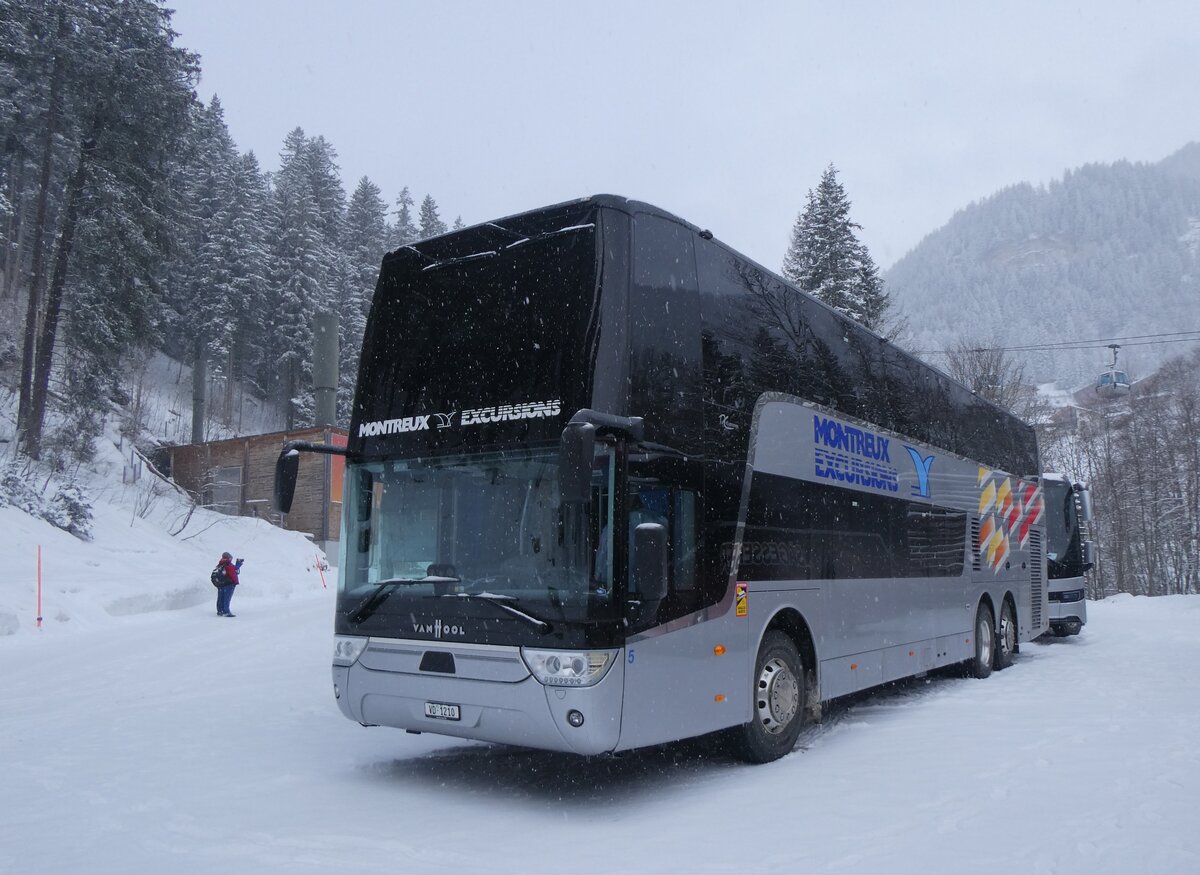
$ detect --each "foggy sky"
[167,0,1200,270]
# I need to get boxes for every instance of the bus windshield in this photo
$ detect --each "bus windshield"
[1044,478,1082,576]
[339,446,615,624]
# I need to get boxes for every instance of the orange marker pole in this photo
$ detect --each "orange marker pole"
[315,553,327,589]
[36,545,43,629]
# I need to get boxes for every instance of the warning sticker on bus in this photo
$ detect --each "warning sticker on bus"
[735,582,748,617]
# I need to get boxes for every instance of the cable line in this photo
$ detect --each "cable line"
[913,329,1200,356]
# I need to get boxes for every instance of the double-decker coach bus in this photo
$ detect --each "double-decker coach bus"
[1043,474,1095,636]
[276,195,1048,763]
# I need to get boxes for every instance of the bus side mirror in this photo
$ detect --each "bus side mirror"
[1082,540,1097,571]
[559,421,595,503]
[273,439,348,515]
[1074,483,1093,523]
[633,522,668,602]
[274,449,300,513]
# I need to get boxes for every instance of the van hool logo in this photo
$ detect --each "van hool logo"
[461,399,562,427]
[412,619,465,639]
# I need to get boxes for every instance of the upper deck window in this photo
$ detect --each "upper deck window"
[630,213,701,447]
[354,222,600,456]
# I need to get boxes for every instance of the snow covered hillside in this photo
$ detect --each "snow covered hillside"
[0,423,325,639]
[0,346,305,639]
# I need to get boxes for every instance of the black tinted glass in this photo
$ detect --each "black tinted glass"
[695,237,1038,476]
[740,472,966,580]
[353,224,599,456]
[630,213,702,450]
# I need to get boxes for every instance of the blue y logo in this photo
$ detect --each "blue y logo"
[905,447,935,498]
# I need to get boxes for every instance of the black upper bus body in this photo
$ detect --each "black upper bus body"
[340,195,1039,650]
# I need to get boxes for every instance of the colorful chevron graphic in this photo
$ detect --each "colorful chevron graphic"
[976,469,1045,572]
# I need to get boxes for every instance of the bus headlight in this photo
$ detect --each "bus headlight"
[333,635,368,666]
[522,648,617,687]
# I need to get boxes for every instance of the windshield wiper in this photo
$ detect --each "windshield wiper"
[348,576,461,625]
[440,592,553,634]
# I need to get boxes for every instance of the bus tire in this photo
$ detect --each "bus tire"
[731,630,805,763]
[995,600,1017,670]
[969,602,994,679]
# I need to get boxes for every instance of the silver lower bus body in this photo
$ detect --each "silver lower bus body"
[1047,575,1087,635]
[333,638,627,755]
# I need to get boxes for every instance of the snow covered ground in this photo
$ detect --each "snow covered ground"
[2,396,1198,873]
[3,513,1198,872]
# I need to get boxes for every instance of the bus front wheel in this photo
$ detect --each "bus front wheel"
[969,603,995,679]
[731,630,806,763]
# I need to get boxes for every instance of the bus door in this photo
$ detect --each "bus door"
[617,454,748,749]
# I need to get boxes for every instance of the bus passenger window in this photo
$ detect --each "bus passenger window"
[672,490,697,591]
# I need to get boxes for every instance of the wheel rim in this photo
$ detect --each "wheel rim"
[756,656,799,735]
[1000,608,1016,658]
[978,614,994,666]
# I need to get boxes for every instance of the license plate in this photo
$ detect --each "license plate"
[424,701,461,721]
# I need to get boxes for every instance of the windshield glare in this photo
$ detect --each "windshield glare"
[340,447,614,613]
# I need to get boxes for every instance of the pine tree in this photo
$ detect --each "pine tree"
[203,146,272,421]
[267,129,321,427]
[0,0,59,303]
[9,0,85,443]
[418,194,447,239]
[303,135,346,247]
[341,176,388,419]
[162,95,239,436]
[391,186,417,246]
[18,0,199,459]
[782,164,889,332]
[265,127,347,427]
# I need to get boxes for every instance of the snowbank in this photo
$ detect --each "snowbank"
[1,392,326,637]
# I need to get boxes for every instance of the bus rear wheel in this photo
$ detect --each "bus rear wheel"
[995,600,1017,670]
[731,630,805,763]
[969,603,995,679]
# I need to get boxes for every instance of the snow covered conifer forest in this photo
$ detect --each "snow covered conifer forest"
[0,0,454,464]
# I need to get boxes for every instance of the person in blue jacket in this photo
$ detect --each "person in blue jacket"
[215,552,243,617]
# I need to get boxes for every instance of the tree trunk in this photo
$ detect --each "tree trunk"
[23,134,91,460]
[224,344,235,425]
[191,335,206,444]
[2,154,26,300]
[284,357,296,430]
[16,9,68,445]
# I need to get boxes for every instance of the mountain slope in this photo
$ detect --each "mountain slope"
[887,145,1200,385]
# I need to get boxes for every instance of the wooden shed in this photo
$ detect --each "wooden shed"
[164,427,347,557]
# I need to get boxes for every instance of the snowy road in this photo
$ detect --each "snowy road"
[3,592,1198,874]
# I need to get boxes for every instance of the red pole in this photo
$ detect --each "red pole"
[315,553,327,589]
[36,544,43,629]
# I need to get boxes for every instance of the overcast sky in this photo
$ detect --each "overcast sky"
[167,0,1200,270]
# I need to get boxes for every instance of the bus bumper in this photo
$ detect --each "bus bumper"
[1048,588,1087,635]
[331,642,625,756]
